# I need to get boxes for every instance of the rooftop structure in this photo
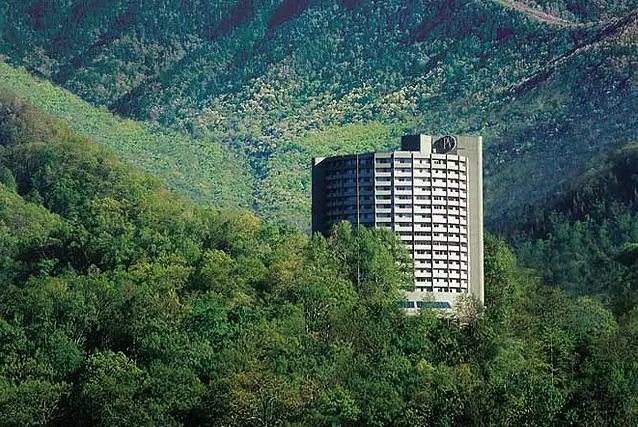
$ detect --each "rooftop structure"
[312,134,483,310]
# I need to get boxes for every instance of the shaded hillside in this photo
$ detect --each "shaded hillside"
[1,0,637,229]
[493,144,638,236]
[2,85,638,426]
[492,144,638,296]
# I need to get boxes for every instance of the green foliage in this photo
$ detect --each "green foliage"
[1,91,638,425]
[496,145,638,296]
[517,0,638,22]
[0,2,637,424]
[0,64,253,211]
[616,242,638,267]
[1,0,636,229]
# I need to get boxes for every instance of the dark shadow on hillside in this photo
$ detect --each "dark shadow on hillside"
[340,0,362,9]
[208,0,255,40]
[268,0,314,30]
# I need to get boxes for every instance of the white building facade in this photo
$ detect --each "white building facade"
[312,134,483,310]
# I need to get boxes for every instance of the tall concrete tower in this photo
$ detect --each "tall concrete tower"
[312,134,483,310]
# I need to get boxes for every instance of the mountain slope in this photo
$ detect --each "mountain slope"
[512,0,638,22]
[495,0,581,26]
[492,143,638,296]
[1,0,637,230]
[2,81,638,426]
[0,63,254,210]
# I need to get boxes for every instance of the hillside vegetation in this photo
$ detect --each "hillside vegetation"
[0,63,253,211]
[3,87,638,426]
[514,0,638,22]
[492,143,638,299]
[1,0,636,228]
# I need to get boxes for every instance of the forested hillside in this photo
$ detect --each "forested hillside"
[1,0,636,228]
[1,1,638,425]
[2,87,638,426]
[0,63,254,211]
[491,143,638,299]
[512,0,637,22]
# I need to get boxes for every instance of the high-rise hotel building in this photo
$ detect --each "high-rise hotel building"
[312,134,483,310]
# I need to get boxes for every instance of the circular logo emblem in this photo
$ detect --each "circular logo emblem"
[434,135,457,153]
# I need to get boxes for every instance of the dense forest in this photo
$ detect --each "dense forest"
[2,82,638,426]
[1,1,638,424]
[489,143,638,298]
[1,0,636,227]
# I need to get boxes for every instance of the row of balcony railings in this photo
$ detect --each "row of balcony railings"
[326,176,468,184]
[321,153,467,164]
[376,217,469,226]
[393,241,470,251]
[325,220,470,235]
[374,170,466,179]
[330,175,468,184]
[328,196,469,205]
[414,270,469,276]
[414,278,470,284]
[411,288,469,295]
[415,264,470,270]
[375,208,466,215]
[415,272,470,279]
[374,217,469,228]
[328,187,468,197]
[412,247,469,256]
[373,180,467,187]
[373,178,468,187]
[414,280,470,287]
[326,209,468,219]
[415,260,469,268]
[413,245,469,253]
[374,159,467,167]
[327,188,468,197]
[374,168,466,177]
[410,243,469,251]
[419,285,470,291]
[400,236,468,244]
[373,213,469,220]
[387,210,465,217]
[323,211,469,221]
[323,162,467,174]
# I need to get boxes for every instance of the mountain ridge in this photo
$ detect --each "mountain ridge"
[1,0,636,230]
[495,0,582,26]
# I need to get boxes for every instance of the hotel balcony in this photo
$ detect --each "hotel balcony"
[413,169,431,177]
[413,188,431,196]
[414,272,433,280]
[414,223,431,232]
[395,222,413,230]
[395,207,412,214]
[414,243,432,251]
[394,170,412,178]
